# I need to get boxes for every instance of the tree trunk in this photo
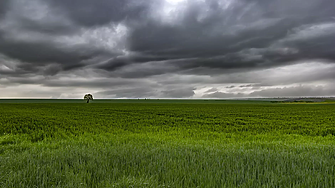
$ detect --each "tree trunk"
[87,100,89,103]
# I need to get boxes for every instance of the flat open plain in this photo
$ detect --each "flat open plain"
[1,100,335,187]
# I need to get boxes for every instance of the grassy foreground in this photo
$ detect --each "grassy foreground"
[1,101,335,187]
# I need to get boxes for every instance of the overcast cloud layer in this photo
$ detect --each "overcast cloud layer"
[0,0,335,98]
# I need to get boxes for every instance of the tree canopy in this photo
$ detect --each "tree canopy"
[84,94,93,103]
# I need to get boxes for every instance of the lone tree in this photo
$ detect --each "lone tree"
[84,94,93,103]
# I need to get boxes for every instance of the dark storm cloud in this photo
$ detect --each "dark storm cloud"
[1,0,335,98]
[0,0,9,19]
[0,0,126,76]
[91,0,335,78]
[3,0,335,74]
[0,37,100,69]
[46,0,152,27]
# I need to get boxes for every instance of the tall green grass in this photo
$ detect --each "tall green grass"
[1,102,335,187]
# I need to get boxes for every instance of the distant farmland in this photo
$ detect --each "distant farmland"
[1,100,335,187]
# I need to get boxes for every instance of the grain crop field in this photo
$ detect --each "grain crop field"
[1,100,335,187]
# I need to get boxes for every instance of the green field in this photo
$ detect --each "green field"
[1,100,335,187]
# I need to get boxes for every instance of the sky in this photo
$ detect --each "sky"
[0,0,335,99]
